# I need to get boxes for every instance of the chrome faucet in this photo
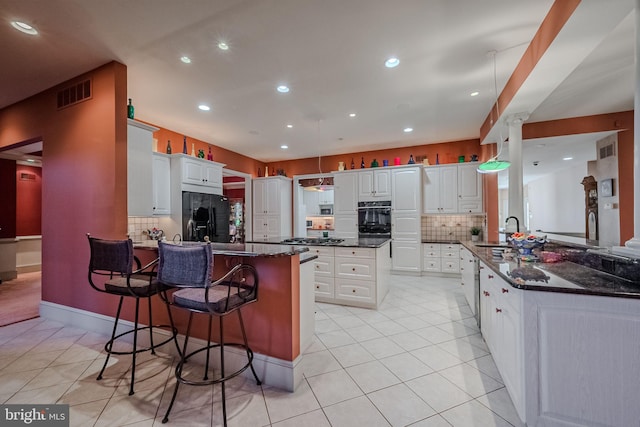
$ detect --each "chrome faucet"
[505,216,520,233]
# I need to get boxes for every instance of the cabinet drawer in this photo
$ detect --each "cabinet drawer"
[458,200,483,213]
[422,243,441,251]
[335,247,375,259]
[442,259,460,273]
[335,278,374,302]
[423,258,441,272]
[309,246,335,257]
[423,249,441,257]
[314,276,335,298]
[442,250,459,258]
[441,244,459,251]
[335,258,375,280]
[313,256,334,276]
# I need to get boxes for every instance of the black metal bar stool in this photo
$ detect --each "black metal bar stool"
[87,234,181,395]
[156,241,261,426]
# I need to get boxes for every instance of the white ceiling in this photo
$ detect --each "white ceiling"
[0,0,635,176]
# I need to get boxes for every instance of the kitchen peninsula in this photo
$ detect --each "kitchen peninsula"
[248,236,392,309]
[133,241,314,392]
[463,241,640,427]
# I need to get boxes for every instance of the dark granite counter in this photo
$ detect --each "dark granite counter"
[422,240,461,244]
[133,240,309,257]
[247,236,391,248]
[462,241,640,299]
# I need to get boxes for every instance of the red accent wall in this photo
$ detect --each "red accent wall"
[0,159,17,238]
[16,164,42,236]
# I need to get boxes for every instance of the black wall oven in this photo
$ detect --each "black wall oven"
[358,201,391,237]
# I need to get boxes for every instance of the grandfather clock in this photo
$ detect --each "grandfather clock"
[581,176,598,243]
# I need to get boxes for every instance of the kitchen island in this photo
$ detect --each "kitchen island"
[133,241,314,392]
[463,241,640,427]
[248,237,392,308]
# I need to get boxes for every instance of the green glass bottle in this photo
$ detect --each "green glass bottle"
[127,98,134,119]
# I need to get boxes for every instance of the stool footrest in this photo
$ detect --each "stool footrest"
[175,342,255,386]
[104,324,178,356]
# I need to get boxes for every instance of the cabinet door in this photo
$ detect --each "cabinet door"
[182,157,205,185]
[314,275,335,299]
[333,214,358,238]
[439,166,458,213]
[392,215,420,241]
[303,190,319,215]
[264,178,282,215]
[458,164,483,212]
[203,163,222,189]
[334,172,358,214]
[152,154,171,215]
[423,167,441,214]
[127,122,154,216]
[253,180,267,214]
[318,189,334,205]
[391,241,421,272]
[374,170,391,198]
[357,171,374,199]
[499,298,523,413]
[392,167,420,214]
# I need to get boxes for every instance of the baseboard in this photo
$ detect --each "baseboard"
[17,264,41,274]
[39,301,303,392]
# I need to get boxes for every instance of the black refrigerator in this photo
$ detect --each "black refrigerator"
[182,191,230,243]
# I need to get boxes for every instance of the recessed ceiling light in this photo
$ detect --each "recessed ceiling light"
[180,56,192,64]
[198,104,211,111]
[385,57,400,68]
[286,124,293,128]
[470,91,479,97]
[218,42,229,51]
[349,113,357,118]
[11,21,38,35]
[277,85,290,93]
[280,145,288,149]
[403,127,413,133]
[536,144,546,148]
[563,157,573,161]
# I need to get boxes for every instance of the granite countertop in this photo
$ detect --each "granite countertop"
[422,239,461,244]
[462,241,640,299]
[247,236,391,248]
[133,240,309,257]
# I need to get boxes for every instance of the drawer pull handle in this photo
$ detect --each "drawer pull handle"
[352,267,356,272]
[488,274,494,279]
[496,308,502,313]
[352,289,356,293]
[484,291,490,296]
[479,266,485,270]
[352,251,356,255]
[501,288,509,293]
[316,285,319,289]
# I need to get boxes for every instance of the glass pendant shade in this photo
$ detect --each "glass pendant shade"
[477,158,511,173]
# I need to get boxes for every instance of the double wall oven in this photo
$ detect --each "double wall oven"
[357,201,391,238]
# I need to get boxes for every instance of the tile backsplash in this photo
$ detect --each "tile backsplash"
[422,214,486,241]
[127,217,160,242]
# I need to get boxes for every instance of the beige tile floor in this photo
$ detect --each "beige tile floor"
[0,275,522,427]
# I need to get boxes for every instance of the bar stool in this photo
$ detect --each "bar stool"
[156,241,261,426]
[87,234,180,395]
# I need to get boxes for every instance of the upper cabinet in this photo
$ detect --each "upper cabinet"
[127,119,158,216]
[358,169,391,201]
[152,153,171,215]
[253,176,292,239]
[423,164,483,214]
[333,171,359,215]
[170,154,225,195]
[318,189,334,205]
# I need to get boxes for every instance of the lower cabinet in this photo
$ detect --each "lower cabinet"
[333,214,358,239]
[311,243,390,308]
[422,243,460,274]
[479,261,524,422]
[392,241,421,272]
[459,247,477,316]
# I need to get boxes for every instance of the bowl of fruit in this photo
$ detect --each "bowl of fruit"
[508,232,547,257]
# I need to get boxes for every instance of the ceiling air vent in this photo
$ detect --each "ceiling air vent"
[599,143,615,160]
[56,79,92,110]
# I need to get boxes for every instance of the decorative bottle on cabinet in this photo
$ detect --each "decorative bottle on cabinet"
[127,98,134,119]
[166,140,172,154]
[191,143,196,156]
[360,156,365,168]
[207,147,213,160]
[350,157,355,169]
[182,136,187,154]
[408,154,415,164]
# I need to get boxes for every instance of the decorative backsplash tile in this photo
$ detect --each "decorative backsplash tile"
[421,214,486,241]
[127,217,160,242]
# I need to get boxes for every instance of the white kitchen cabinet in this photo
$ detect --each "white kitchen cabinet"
[358,169,391,200]
[333,214,358,239]
[170,154,225,195]
[151,153,171,215]
[422,243,460,274]
[457,163,483,213]
[423,165,458,214]
[303,190,320,215]
[318,189,334,205]
[459,246,477,316]
[127,119,158,216]
[333,171,358,215]
[391,167,421,272]
[252,176,292,239]
[479,261,524,420]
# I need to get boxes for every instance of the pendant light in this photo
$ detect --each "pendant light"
[478,51,510,174]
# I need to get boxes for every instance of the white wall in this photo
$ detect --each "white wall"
[589,134,620,248]
[526,163,587,234]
